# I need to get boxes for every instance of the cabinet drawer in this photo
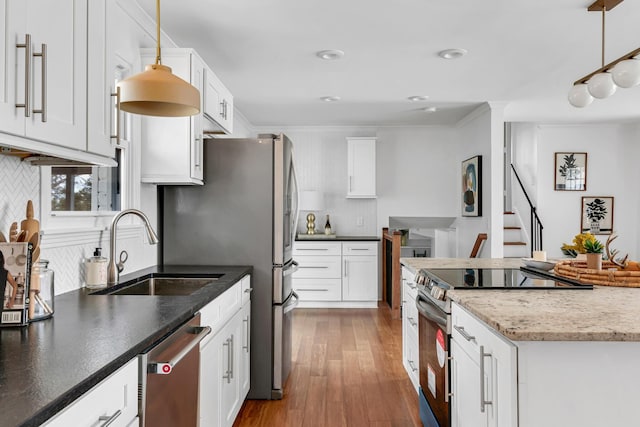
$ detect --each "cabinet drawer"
[293,256,341,278]
[293,278,342,301]
[293,242,341,256]
[403,278,418,303]
[43,358,138,427]
[403,299,419,338]
[343,242,377,256]
[201,281,241,336]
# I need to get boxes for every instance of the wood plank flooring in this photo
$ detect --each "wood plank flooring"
[233,304,421,427]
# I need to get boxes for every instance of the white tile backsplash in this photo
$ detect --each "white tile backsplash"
[0,156,40,236]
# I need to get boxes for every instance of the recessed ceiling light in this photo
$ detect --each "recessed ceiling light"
[422,107,437,113]
[438,48,467,60]
[320,96,341,102]
[408,95,430,102]
[316,50,345,60]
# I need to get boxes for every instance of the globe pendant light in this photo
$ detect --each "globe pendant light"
[568,83,594,108]
[117,0,200,117]
[612,58,640,88]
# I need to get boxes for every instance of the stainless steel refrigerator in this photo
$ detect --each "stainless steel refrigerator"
[161,133,299,399]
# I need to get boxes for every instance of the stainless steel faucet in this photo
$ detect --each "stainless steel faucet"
[107,209,159,286]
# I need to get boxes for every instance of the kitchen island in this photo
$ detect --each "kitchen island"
[402,257,640,427]
[0,265,251,427]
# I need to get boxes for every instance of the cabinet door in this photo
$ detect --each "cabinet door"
[25,0,87,148]
[190,54,205,181]
[347,137,376,198]
[239,301,251,399]
[343,255,377,301]
[203,67,233,135]
[0,0,26,136]
[451,339,488,427]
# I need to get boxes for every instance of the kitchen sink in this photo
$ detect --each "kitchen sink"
[94,276,223,296]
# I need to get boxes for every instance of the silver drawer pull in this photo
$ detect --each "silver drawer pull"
[350,248,370,251]
[244,287,253,293]
[407,317,418,328]
[32,43,47,122]
[297,248,329,251]
[297,288,328,292]
[480,345,493,413]
[98,410,122,427]
[15,34,31,116]
[299,266,329,269]
[408,360,418,372]
[453,325,476,342]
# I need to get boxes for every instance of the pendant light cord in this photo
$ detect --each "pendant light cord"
[155,0,161,65]
[601,6,606,67]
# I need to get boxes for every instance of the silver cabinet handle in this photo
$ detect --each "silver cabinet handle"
[195,135,202,168]
[453,325,476,342]
[297,248,329,251]
[350,248,370,251]
[229,334,234,379]
[219,100,225,118]
[445,354,451,403]
[110,87,121,145]
[344,260,348,277]
[407,360,418,372]
[15,34,31,116]
[299,266,329,269]
[297,288,328,292]
[244,287,253,293]
[407,317,417,328]
[98,409,122,427]
[349,176,353,192]
[243,316,250,352]
[480,345,493,413]
[32,43,47,122]
[223,337,232,383]
[148,326,211,375]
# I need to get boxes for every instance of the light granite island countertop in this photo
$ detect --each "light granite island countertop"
[400,257,640,342]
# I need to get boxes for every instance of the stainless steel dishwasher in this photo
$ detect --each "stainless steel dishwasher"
[138,313,211,427]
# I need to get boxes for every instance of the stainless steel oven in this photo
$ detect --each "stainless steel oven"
[416,290,450,427]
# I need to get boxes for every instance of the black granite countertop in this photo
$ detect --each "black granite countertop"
[295,235,380,241]
[0,265,251,427]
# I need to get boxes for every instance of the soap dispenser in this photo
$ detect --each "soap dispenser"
[85,248,108,289]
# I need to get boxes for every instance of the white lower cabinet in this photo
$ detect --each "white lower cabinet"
[199,275,251,427]
[450,302,518,427]
[401,266,419,392]
[293,241,378,307]
[42,358,138,427]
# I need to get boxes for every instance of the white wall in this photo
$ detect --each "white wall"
[512,122,640,260]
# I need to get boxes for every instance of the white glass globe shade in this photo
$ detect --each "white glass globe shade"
[568,84,594,108]
[587,72,617,99]
[612,59,640,88]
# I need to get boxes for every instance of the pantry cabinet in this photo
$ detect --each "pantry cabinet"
[140,48,205,185]
[42,358,138,427]
[346,137,376,198]
[199,275,251,427]
[0,0,87,149]
[293,240,378,307]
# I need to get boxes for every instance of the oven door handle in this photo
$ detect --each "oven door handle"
[415,295,448,327]
[148,326,212,375]
[283,291,299,314]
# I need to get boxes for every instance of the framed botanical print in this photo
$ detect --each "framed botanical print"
[581,196,614,234]
[555,152,587,191]
[461,155,482,217]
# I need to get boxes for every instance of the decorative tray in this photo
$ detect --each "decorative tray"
[554,260,640,287]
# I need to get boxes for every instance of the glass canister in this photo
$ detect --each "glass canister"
[29,260,54,322]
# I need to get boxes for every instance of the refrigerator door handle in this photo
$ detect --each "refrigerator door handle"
[283,260,299,277]
[283,291,299,314]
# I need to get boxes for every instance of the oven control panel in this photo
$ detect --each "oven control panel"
[414,269,449,301]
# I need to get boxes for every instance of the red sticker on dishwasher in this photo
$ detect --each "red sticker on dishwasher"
[436,329,446,368]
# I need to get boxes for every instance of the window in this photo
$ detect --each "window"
[50,149,122,212]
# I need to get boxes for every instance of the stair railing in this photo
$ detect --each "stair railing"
[510,164,543,255]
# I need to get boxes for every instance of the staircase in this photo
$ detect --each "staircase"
[503,211,528,258]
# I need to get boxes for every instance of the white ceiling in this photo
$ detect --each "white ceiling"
[137,0,640,126]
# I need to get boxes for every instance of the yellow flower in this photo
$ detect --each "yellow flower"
[561,232,597,254]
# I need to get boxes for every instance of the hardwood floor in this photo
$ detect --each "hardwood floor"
[233,304,421,427]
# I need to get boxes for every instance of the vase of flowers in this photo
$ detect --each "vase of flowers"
[583,239,604,270]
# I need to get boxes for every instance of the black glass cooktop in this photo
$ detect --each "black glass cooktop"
[424,268,592,290]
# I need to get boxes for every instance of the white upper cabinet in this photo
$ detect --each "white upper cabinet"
[140,48,205,185]
[204,67,233,135]
[346,137,377,198]
[0,0,87,149]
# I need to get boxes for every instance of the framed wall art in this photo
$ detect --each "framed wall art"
[555,152,587,191]
[461,155,482,217]
[581,196,614,235]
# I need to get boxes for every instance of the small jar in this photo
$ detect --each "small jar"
[85,248,108,289]
[30,260,54,322]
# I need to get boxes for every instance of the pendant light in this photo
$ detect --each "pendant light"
[117,0,200,117]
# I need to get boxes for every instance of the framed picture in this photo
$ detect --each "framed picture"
[555,152,587,191]
[461,155,482,217]
[581,196,614,235]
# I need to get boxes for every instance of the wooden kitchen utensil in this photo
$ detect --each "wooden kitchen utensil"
[9,222,18,242]
[21,200,40,243]
[16,230,27,242]
[0,232,6,243]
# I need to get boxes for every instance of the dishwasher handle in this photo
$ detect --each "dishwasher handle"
[149,326,212,375]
